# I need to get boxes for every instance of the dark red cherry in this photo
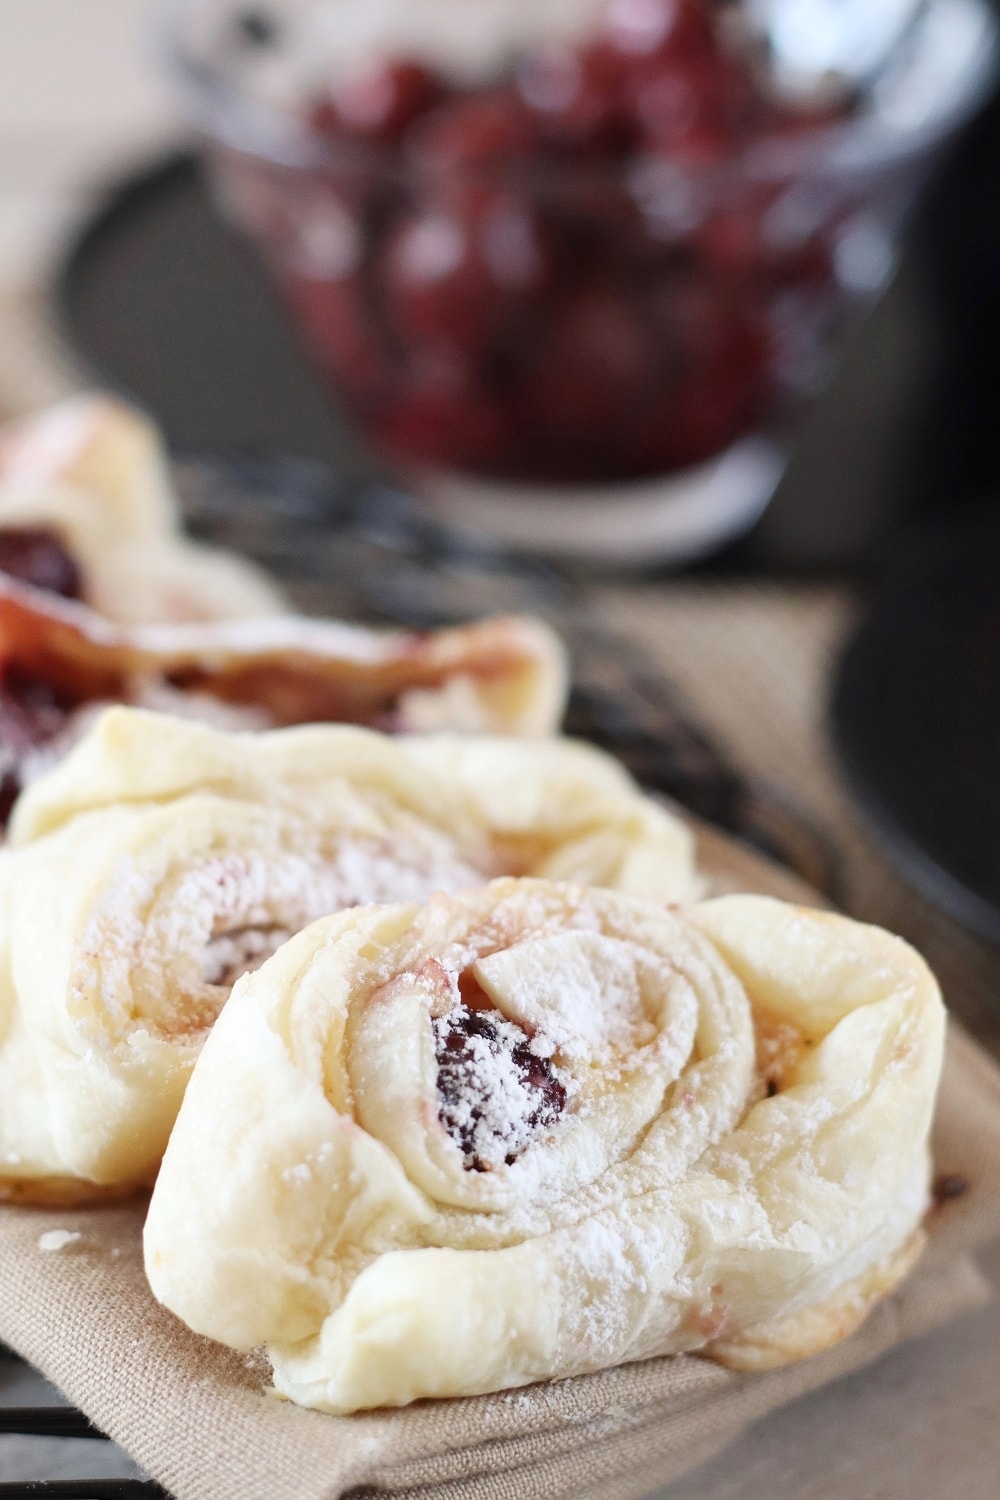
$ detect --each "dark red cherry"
[516,42,632,152]
[696,193,776,277]
[634,280,772,465]
[524,283,656,440]
[407,89,541,175]
[474,191,554,295]
[628,51,757,160]
[0,527,82,600]
[380,190,552,354]
[373,351,512,470]
[382,208,482,346]
[671,359,770,461]
[696,186,839,287]
[310,61,444,144]
[667,275,768,369]
[603,0,717,62]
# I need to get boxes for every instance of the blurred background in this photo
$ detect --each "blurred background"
[5,0,1000,575]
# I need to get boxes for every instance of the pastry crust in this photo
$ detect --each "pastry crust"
[0,395,285,623]
[10,706,695,889]
[0,710,698,1199]
[0,576,568,749]
[0,394,180,542]
[143,882,945,1412]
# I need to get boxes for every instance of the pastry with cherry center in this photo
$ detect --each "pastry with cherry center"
[0,394,286,624]
[0,706,697,1202]
[143,877,944,1411]
[0,576,568,824]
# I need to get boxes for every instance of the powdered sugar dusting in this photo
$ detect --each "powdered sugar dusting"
[474,932,658,1062]
[77,830,486,1036]
[202,925,293,986]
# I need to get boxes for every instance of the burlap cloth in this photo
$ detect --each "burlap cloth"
[1,787,999,1500]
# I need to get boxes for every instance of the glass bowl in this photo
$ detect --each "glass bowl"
[161,0,998,563]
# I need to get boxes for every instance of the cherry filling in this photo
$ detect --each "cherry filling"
[277,0,855,482]
[432,996,567,1172]
[0,528,83,602]
[0,671,70,824]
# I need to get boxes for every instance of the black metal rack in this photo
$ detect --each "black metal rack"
[0,1343,165,1497]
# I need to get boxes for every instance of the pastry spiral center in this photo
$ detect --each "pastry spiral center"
[201,925,293,988]
[432,988,567,1173]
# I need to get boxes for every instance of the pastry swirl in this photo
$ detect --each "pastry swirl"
[0,395,285,623]
[144,880,944,1412]
[0,710,697,1200]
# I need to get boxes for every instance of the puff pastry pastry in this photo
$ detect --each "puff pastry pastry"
[0,710,696,1201]
[0,579,567,820]
[0,395,285,623]
[144,880,944,1412]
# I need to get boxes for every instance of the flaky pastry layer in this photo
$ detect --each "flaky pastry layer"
[0,710,697,1198]
[144,879,944,1412]
[0,395,285,623]
[0,572,568,752]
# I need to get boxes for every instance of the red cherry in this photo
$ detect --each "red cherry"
[668,276,768,368]
[311,61,443,145]
[633,277,772,466]
[407,89,540,174]
[696,191,777,277]
[543,164,650,279]
[673,361,769,460]
[603,0,716,62]
[382,209,482,346]
[477,192,554,293]
[696,185,840,288]
[628,51,757,160]
[283,272,388,398]
[516,42,632,152]
[524,283,656,441]
[373,351,512,471]
[380,191,552,354]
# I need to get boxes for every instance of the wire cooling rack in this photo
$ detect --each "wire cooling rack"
[0,1341,165,1496]
[175,457,839,889]
[0,458,839,1496]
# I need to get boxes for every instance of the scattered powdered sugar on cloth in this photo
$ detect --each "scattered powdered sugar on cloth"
[38,1229,82,1252]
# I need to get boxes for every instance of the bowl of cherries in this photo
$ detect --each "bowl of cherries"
[166,0,997,562]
